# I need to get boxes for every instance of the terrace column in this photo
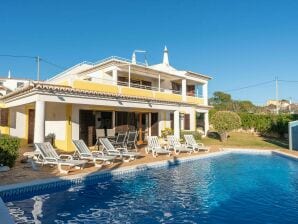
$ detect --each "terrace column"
[112,68,118,85]
[174,110,180,139]
[182,79,187,101]
[34,100,45,143]
[148,112,152,136]
[112,111,116,133]
[202,83,208,105]
[204,112,209,136]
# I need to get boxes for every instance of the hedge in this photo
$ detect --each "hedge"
[237,113,298,137]
[0,134,20,167]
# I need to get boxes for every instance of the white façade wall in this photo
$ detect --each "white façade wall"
[9,106,26,139]
[45,103,66,141]
[72,104,80,141]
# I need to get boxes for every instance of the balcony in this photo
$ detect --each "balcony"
[71,79,205,105]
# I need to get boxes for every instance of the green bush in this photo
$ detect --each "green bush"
[238,113,298,137]
[181,130,202,141]
[0,135,20,167]
[211,111,242,141]
[161,128,173,138]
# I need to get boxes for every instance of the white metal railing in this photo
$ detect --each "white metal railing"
[82,77,203,96]
[94,56,148,67]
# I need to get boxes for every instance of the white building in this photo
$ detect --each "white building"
[0,71,30,96]
[0,47,212,151]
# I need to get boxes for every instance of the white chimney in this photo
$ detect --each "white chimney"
[8,70,11,79]
[132,52,136,64]
[163,46,169,66]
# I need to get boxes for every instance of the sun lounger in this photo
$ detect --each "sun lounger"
[72,139,116,167]
[126,131,138,151]
[34,142,87,174]
[110,132,127,148]
[184,135,209,152]
[167,135,194,154]
[100,138,140,162]
[146,136,172,157]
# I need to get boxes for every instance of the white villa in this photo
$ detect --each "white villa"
[0,47,212,151]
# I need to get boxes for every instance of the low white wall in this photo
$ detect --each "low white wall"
[45,103,66,141]
[9,106,26,139]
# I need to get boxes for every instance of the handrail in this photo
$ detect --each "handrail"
[88,77,183,95]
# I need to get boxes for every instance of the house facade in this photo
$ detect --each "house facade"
[0,47,212,151]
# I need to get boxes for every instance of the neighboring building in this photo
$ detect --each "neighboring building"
[0,47,212,151]
[0,71,30,96]
[266,99,290,108]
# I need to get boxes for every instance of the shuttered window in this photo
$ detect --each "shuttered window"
[0,108,8,126]
[184,114,190,130]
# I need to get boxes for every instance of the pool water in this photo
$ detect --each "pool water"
[5,153,298,223]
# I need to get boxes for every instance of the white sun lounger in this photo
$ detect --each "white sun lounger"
[146,136,172,157]
[99,138,140,162]
[167,135,194,154]
[72,139,116,168]
[34,142,87,174]
[184,135,209,152]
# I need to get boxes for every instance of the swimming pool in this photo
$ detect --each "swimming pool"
[3,151,298,223]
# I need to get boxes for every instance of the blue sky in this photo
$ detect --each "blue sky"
[1,0,298,105]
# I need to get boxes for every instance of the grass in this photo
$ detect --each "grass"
[200,132,289,149]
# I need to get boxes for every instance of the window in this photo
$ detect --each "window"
[184,114,190,130]
[171,82,181,93]
[170,113,174,129]
[187,85,195,96]
[0,108,9,126]
[17,82,24,88]
[0,82,3,85]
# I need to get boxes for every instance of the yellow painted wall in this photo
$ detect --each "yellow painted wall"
[121,86,154,98]
[186,96,204,105]
[72,80,118,94]
[155,92,183,102]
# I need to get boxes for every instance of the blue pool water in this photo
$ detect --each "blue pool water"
[4,153,298,223]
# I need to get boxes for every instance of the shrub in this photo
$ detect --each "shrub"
[161,128,173,139]
[0,134,20,167]
[181,130,202,141]
[211,111,242,141]
[238,113,298,137]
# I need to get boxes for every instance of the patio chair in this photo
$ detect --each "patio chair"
[95,129,106,148]
[146,136,172,157]
[34,142,87,174]
[167,135,194,154]
[72,139,116,168]
[184,135,209,152]
[126,131,138,151]
[110,132,127,148]
[107,129,115,138]
[99,138,140,162]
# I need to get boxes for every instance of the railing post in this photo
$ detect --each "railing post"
[182,79,186,101]
[128,65,131,88]
[158,74,161,91]
[203,83,208,105]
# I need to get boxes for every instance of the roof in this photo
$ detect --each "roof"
[48,55,212,82]
[0,82,211,109]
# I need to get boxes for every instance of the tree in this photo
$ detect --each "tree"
[211,111,242,141]
[209,91,232,105]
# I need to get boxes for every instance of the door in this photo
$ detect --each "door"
[28,109,35,144]
[151,113,159,136]
[79,110,95,146]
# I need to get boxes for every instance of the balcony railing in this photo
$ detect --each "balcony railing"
[71,78,205,105]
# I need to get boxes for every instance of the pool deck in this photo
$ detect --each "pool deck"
[1,145,297,187]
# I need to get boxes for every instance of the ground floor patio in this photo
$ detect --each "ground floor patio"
[0,143,297,186]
